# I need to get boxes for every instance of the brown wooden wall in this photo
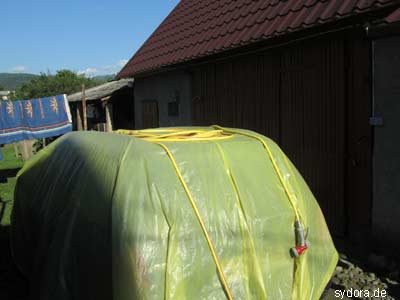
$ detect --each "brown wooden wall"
[191,32,371,237]
[112,87,135,130]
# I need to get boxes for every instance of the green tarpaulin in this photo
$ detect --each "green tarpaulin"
[11,127,338,300]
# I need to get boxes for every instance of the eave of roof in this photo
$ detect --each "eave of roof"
[67,78,134,102]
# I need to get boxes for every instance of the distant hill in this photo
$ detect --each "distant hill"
[0,73,116,91]
[0,73,39,90]
[92,74,115,83]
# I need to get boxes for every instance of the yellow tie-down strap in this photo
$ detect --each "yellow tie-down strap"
[157,142,234,300]
[116,126,307,299]
[115,128,233,142]
[211,125,304,225]
[115,128,234,299]
[118,126,304,224]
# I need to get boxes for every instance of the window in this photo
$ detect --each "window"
[168,90,180,117]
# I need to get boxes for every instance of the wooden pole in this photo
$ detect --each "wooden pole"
[105,102,113,132]
[20,141,28,161]
[105,102,112,132]
[13,143,19,158]
[82,84,87,131]
[76,103,83,131]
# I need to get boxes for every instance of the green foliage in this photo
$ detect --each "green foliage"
[0,84,5,91]
[11,70,100,100]
[0,73,39,90]
[0,145,24,226]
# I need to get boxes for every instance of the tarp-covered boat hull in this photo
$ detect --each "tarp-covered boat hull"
[12,128,338,300]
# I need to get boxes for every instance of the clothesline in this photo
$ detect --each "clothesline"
[0,94,72,160]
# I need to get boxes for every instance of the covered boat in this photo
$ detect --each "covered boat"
[11,126,338,300]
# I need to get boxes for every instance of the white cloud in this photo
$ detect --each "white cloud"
[77,59,128,77]
[78,68,98,77]
[117,59,128,68]
[12,65,27,72]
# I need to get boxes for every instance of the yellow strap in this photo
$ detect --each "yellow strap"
[115,129,233,142]
[212,125,303,223]
[117,126,302,223]
[157,142,234,300]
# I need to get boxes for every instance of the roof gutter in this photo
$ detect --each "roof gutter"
[368,21,400,39]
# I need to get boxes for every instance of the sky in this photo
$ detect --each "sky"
[1,0,179,76]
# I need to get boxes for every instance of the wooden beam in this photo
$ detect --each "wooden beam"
[105,102,113,132]
[101,96,111,102]
[20,140,29,161]
[76,103,83,131]
[82,84,87,131]
[13,143,19,158]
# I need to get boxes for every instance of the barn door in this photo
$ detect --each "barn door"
[142,100,159,128]
[191,37,350,237]
[279,39,347,237]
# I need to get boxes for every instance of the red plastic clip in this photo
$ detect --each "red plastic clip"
[290,245,308,257]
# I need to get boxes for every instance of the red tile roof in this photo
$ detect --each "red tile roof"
[117,0,400,78]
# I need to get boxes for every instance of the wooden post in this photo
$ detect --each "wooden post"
[105,102,113,132]
[76,103,83,131]
[20,141,29,161]
[82,84,87,131]
[27,140,34,158]
[13,143,19,158]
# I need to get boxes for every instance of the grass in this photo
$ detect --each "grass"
[0,144,23,226]
[0,144,24,170]
[0,178,17,226]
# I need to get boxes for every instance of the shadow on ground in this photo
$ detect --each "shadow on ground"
[0,169,20,184]
[0,168,29,300]
[0,225,29,300]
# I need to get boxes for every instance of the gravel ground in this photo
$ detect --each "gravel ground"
[322,254,400,300]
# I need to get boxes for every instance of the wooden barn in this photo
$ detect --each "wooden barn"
[117,0,400,256]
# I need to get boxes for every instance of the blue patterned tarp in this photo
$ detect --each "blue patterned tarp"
[0,94,72,146]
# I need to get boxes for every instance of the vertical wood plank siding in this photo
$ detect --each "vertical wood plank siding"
[191,33,371,237]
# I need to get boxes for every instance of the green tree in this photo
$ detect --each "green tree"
[11,70,99,100]
[0,84,5,91]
